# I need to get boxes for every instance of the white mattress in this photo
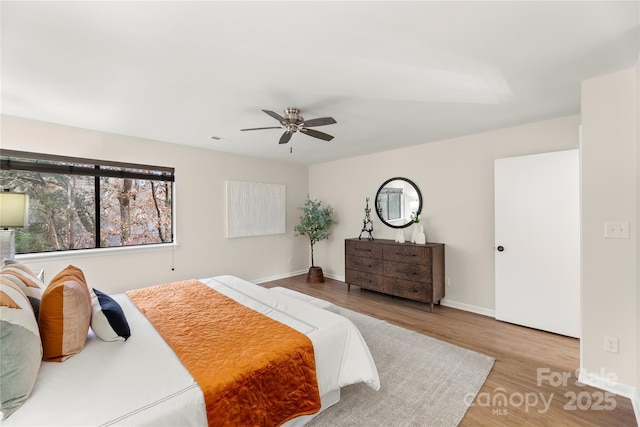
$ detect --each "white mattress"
[5,275,379,426]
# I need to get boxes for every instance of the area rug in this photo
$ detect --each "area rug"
[271,288,494,427]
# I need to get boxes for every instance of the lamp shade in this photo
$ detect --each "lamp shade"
[0,192,27,228]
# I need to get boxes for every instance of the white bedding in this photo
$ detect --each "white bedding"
[5,275,379,426]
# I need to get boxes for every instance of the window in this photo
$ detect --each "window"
[376,188,402,221]
[0,150,174,254]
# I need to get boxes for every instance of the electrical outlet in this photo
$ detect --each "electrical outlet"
[604,222,630,239]
[604,336,619,353]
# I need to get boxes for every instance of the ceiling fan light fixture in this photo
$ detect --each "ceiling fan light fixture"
[284,108,304,124]
[285,123,298,133]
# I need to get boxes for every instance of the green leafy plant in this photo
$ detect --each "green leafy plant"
[294,196,334,267]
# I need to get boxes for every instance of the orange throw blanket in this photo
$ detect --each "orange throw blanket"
[127,280,321,426]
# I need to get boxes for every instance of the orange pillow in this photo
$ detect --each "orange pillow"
[39,265,92,362]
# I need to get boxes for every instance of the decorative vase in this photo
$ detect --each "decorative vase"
[412,224,426,244]
[415,226,426,244]
[395,230,405,243]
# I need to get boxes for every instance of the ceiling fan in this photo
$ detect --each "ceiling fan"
[241,108,337,144]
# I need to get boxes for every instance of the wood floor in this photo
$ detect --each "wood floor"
[261,275,637,427]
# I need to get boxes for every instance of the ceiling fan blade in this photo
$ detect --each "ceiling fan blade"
[301,117,337,127]
[279,131,293,144]
[300,128,334,141]
[240,126,282,131]
[262,109,287,124]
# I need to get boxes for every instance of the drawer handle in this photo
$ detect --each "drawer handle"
[396,252,417,257]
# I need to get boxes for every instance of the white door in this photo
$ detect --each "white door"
[494,150,580,338]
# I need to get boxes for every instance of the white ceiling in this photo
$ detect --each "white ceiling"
[2,1,638,165]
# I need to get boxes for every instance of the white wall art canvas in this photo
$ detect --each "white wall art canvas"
[226,181,286,238]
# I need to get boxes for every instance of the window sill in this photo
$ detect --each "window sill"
[16,242,176,263]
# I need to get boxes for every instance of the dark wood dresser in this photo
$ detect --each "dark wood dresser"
[345,238,445,312]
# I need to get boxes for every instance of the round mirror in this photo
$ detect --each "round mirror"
[374,177,422,229]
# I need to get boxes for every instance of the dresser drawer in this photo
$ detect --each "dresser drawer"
[346,269,383,290]
[346,239,383,259]
[383,245,431,264]
[346,255,383,274]
[383,277,432,303]
[344,238,445,312]
[383,261,431,282]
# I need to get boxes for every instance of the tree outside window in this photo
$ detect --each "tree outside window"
[0,150,173,254]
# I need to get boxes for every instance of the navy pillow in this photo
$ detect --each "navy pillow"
[90,288,131,342]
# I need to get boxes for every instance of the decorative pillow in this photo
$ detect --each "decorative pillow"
[0,263,44,320]
[90,288,130,342]
[39,265,92,362]
[0,280,42,420]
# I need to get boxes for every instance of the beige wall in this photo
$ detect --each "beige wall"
[309,115,580,314]
[581,66,639,396]
[1,115,310,293]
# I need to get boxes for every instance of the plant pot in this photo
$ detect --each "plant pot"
[306,266,325,284]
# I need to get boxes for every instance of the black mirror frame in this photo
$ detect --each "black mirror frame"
[374,177,422,229]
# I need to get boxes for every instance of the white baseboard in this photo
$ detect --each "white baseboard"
[578,370,639,424]
[440,298,495,318]
[253,270,308,284]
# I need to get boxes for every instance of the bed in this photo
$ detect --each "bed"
[2,274,380,426]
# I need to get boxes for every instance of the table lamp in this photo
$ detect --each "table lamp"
[0,191,28,261]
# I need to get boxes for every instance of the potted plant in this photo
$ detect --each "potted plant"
[294,196,334,283]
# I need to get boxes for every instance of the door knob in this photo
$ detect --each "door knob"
[497,246,504,252]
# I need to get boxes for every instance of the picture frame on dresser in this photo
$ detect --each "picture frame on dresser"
[345,238,445,312]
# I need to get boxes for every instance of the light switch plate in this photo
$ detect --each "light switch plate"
[604,222,630,239]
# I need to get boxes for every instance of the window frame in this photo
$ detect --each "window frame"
[0,149,175,254]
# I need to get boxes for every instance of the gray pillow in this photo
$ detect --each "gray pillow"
[0,281,42,419]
